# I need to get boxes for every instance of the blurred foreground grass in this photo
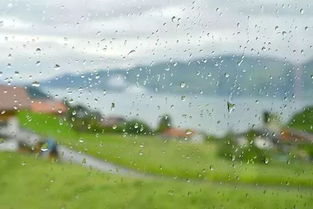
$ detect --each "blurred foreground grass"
[0,152,313,209]
[18,111,313,187]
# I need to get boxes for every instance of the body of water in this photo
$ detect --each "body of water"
[44,88,312,136]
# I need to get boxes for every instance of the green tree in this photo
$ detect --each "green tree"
[288,106,313,133]
[123,119,153,135]
[156,114,172,133]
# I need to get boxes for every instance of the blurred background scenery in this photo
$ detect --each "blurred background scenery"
[1,0,313,208]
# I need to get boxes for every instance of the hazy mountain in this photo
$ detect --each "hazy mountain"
[39,55,306,98]
[26,86,51,99]
[300,60,313,98]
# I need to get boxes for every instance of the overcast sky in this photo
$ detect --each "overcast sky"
[1,0,313,81]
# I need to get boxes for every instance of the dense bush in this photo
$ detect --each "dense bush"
[65,102,153,135]
[217,132,270,164]
[121,119,153,135]
[70,117,104,133]
[70,117,153,135]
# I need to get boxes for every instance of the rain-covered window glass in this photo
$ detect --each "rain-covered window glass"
[1,1,313,208]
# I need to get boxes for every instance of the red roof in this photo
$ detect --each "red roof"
[280,128,313,143]
[163,128,195,138]
[31,100,67,115]
[0,85,31,111]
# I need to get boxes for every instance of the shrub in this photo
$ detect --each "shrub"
[216,132,270,164]
[156,114,172,133]
[120,119,153,135]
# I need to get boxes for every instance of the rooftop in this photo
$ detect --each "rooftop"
[0,85,31,111]
[31,100,67,115]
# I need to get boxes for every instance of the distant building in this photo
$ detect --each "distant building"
[162,128,204,143]
[31,100,68,115]
[101,116,126,127]
[252,127,313,145]
[0,85,31,123]
[254,136,274,150]
[279,128,313,144]
[233,126,313,152]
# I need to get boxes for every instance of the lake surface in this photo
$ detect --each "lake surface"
[44,88,312,136]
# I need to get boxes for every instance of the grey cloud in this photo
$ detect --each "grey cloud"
[1,0,313,81]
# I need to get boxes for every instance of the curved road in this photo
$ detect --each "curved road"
[58,145,147,178]
[0,127,146,178]
[2,128,313,191]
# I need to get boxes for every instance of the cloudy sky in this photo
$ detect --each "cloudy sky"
[1,0,313,81]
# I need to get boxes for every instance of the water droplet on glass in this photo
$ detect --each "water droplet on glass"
[128,50,135,55]
[54,64,60,70]
[227,101,235,113]
[300,8,304,14]
[185,130,193,135]
[31,81,40,87]
[180,82,186,88]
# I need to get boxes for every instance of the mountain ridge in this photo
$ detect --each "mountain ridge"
[38,55,312,98]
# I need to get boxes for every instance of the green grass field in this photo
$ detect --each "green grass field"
[1,152,313,209]
[17,111,313,187]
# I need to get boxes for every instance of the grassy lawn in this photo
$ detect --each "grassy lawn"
[18,111,313,187]
[1,152,313,209]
